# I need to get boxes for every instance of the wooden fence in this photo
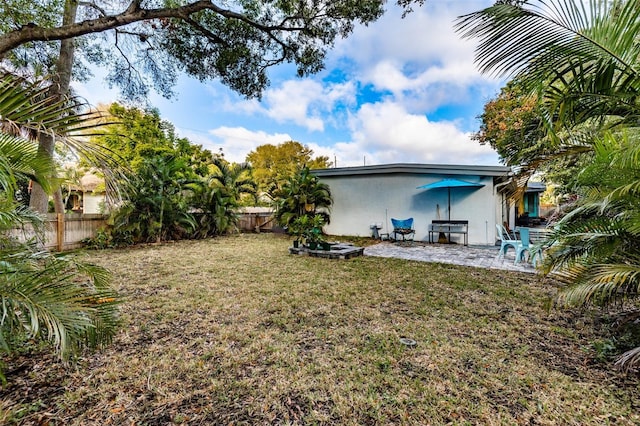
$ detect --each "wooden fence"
[8,213,108,252]
[237,210,275,233]
[9,211,276,252]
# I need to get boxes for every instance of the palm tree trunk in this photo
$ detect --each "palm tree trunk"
[158,197,164,243]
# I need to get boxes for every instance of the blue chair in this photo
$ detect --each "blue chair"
[496,224,519,258]
[514,227,544,266]
[391,218,415,243]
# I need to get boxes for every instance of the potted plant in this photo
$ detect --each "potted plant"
[288,218,304,248]
[301,214,326,250]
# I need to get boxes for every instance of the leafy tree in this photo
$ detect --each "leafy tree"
[21,0,84,214]
[458,0,640,370]
[89,106,245,244]
[2,1,423,212]
[474,81,546,163]
[274,166,332,230]
[175,136,218,179]
[208,158,256,206]
[475,80,591,196]
[0,1,423,99]
[0,72,120,380]
[86,102,216,215]
[91,103,212,175]
[246,141,330,198]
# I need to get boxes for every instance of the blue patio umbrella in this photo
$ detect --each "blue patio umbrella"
[416,178,484,221]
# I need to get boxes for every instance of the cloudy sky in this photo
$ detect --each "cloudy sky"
[75,0,505,167]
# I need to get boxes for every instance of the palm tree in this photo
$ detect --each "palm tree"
[0,72,121,380]
[458,0,640,190]
[110,155,196,243]
[189,158,256,238]
[457,0,640,370]
[274,166,332,229]
[209,158,257,204]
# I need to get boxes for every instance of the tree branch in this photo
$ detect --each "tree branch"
[0,1,304,57]
[183,17,227,47]
[78,1,108,17]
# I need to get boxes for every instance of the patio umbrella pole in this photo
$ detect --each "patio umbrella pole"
[436,203,448,244]
[446,188,451,242]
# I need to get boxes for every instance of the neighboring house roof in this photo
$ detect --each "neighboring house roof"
[80,173,104,192]
[240,206,274,214]
[70,173,105,193]
[312,163,511,178]
[525,181,547,193]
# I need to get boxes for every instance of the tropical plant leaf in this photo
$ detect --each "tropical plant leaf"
[0,71,122,378]
[456,0,640,128]
[0,248,121,359]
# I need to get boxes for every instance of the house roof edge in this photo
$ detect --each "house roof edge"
[311,163,511,177]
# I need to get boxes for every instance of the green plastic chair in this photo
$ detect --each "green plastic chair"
[514,227,544,267]
[496,224,519,258]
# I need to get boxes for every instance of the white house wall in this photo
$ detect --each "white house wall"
[320,174,498,246]
[83,194,104,214]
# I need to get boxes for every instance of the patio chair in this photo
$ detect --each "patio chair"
[503,221,517,239]
[496,224,519,258]
[514,227,544,267]
[391,218,415,243]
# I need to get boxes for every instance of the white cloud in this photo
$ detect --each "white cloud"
[335,1,492,69]
[222,95,263,116]
[180,100,501,169]
[227,79,357,132]
[264,80,326,131]
[367,59,483,96]
[72,0,503,171]
[325,101,500,167]
[330,1,500,113]
[182,126,292,164]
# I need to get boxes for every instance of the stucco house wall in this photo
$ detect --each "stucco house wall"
[83,194,105,214]
[313,163,511,246]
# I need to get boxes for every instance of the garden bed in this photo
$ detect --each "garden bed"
[288,242,364,259]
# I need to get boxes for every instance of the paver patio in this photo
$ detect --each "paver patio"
[364,241,538,273]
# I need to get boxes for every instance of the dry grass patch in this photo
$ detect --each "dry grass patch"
[1,233,638,425]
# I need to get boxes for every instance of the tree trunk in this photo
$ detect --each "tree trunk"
[29,133,56,213]
[29,0,78,213]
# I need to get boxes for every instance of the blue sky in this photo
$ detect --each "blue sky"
[75,0,504,167]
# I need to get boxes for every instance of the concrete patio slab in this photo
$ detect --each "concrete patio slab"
[363,242,538,274]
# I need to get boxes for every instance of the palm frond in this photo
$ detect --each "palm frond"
[0,72,126,206]
[456,0,640,83]
[0,72,123,377]
[615,346,640,372]
[0,248,121,359]
[552,261,640,307]
[0,133,55,194]
[0,73,101,137]
[456,0,640,127]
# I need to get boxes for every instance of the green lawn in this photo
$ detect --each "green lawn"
[2,233,638,424]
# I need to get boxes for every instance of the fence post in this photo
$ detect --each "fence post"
[57,213,64,252]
